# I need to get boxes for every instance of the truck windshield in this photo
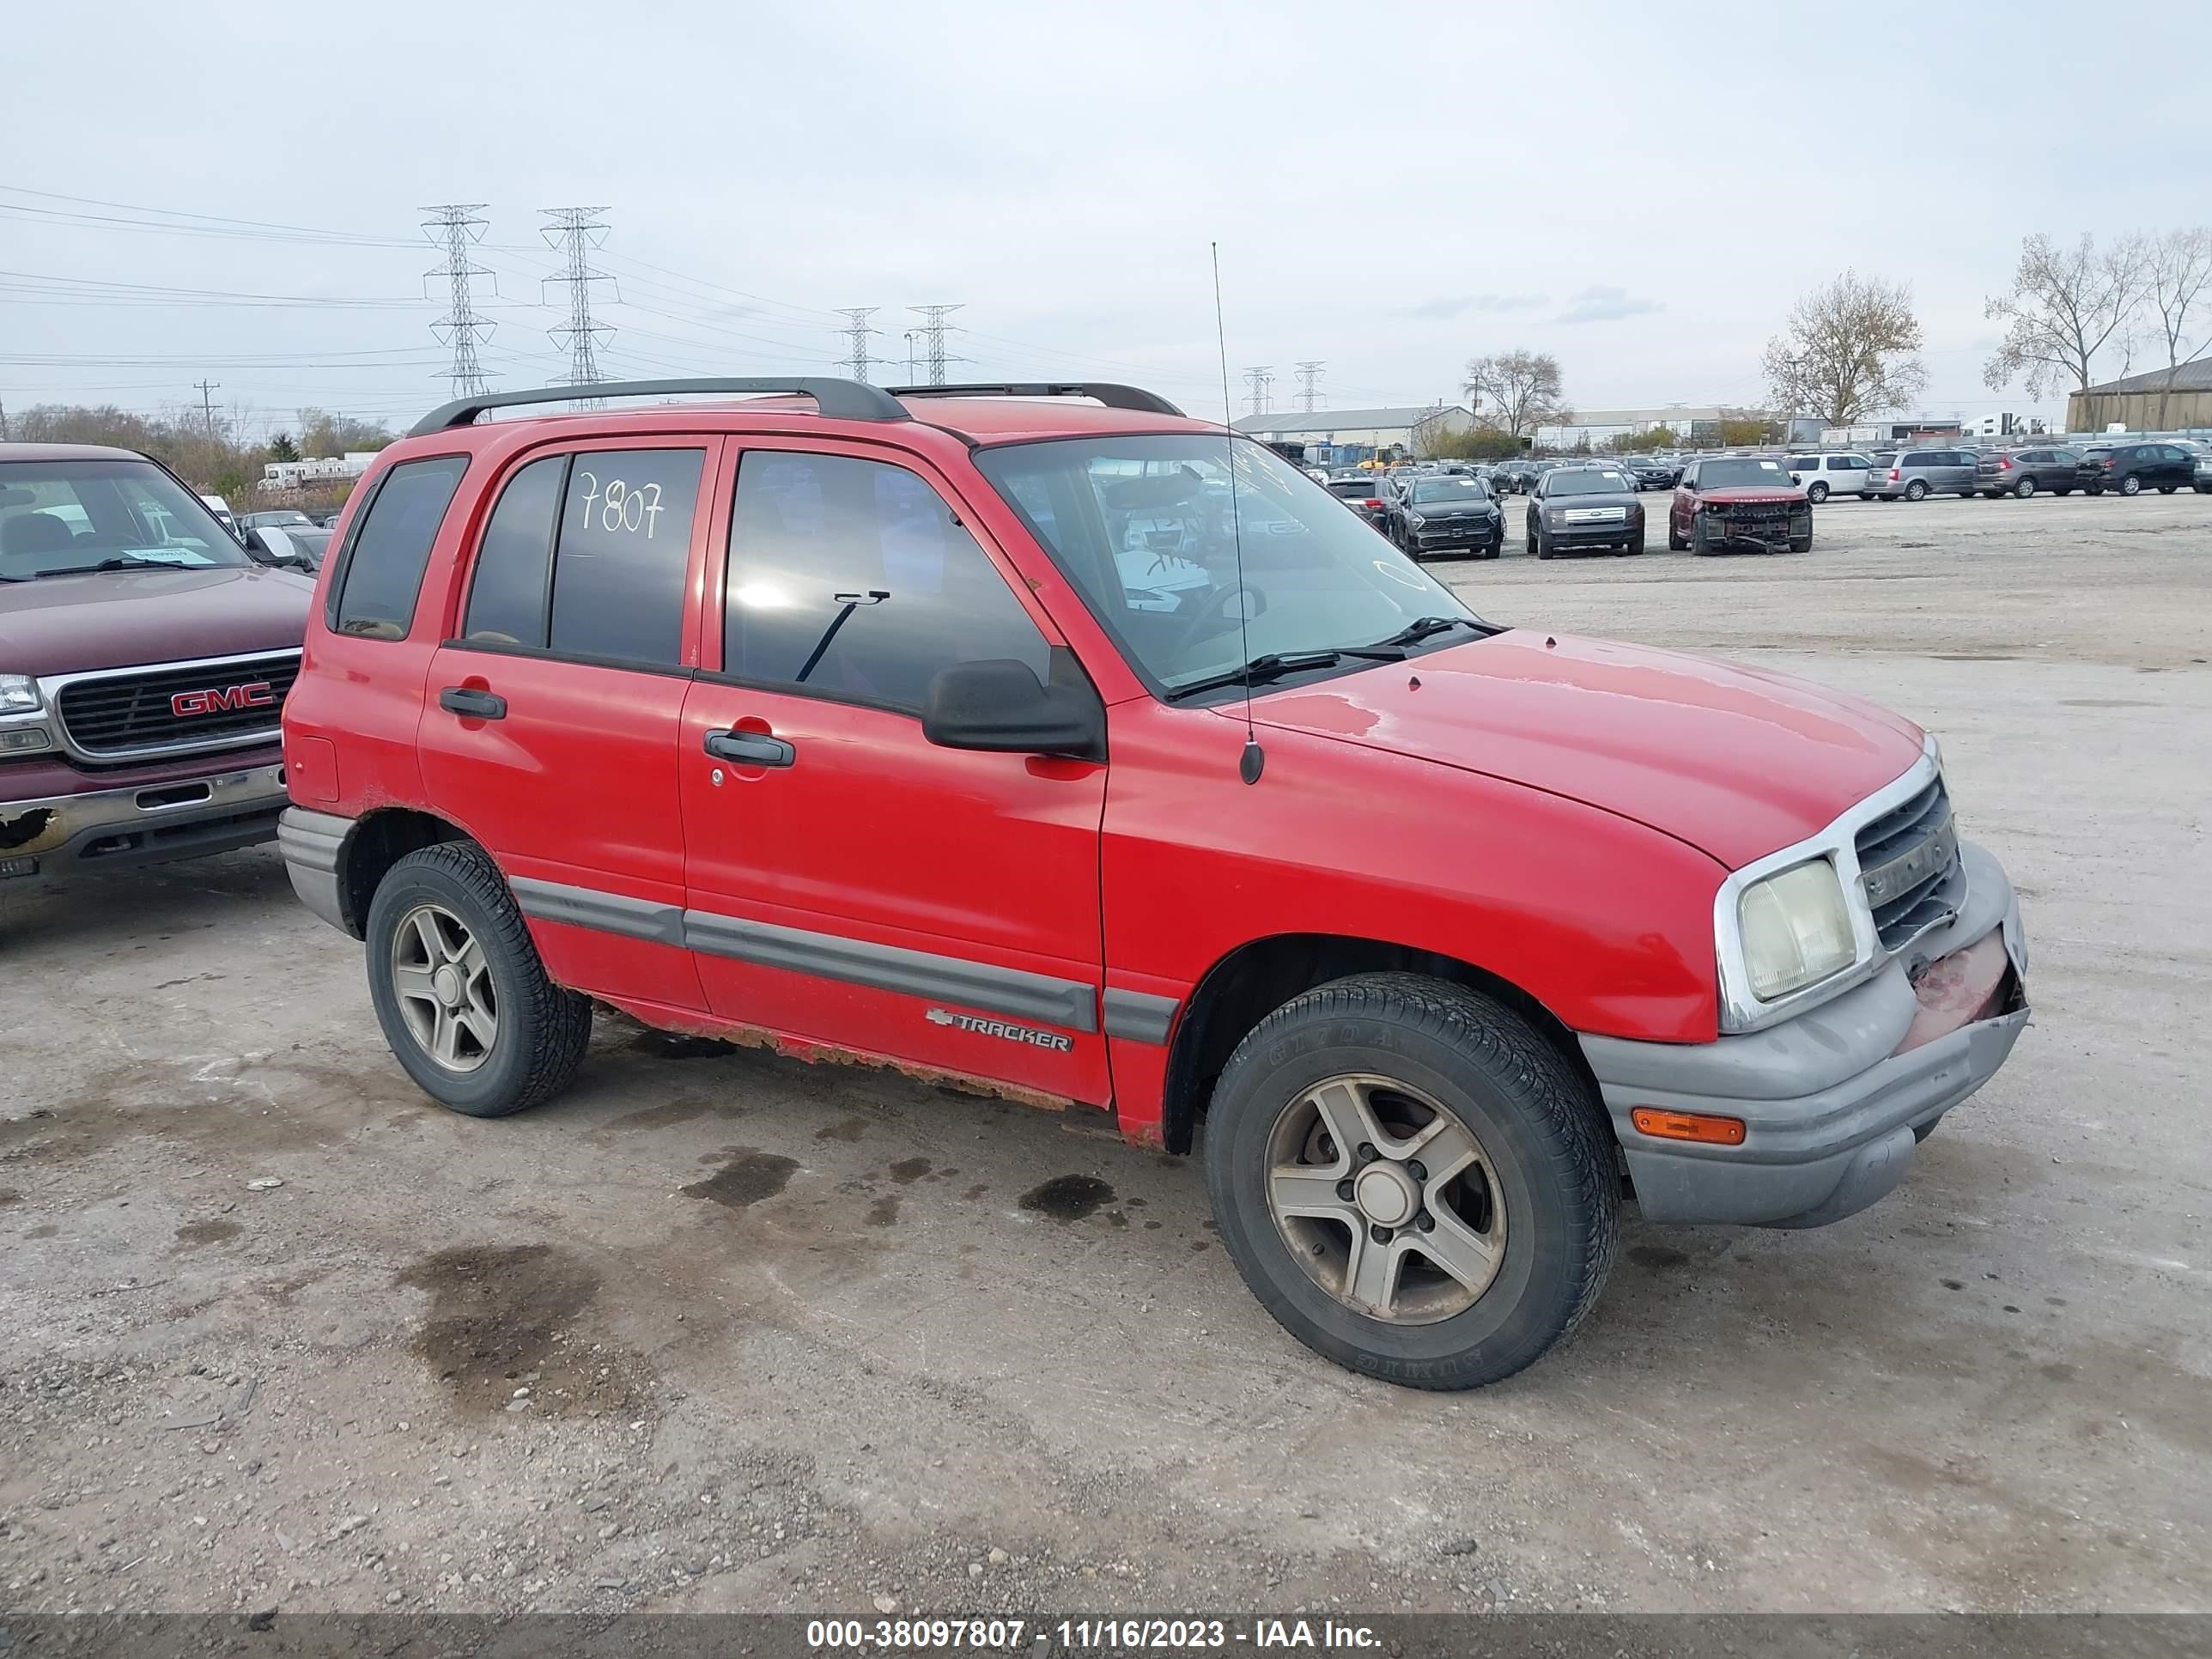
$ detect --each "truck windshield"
[975,434,1478,696]
[0,459,248,580]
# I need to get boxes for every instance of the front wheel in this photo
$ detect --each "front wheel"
[365,842,592,1117]
[1531,523,1552,559]
[2158,484,2178,495]
[1202,974,1619,1389]
[1625,530,1645,556]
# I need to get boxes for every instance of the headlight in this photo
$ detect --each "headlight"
[0,674,41,715]
[1737,860,1856,1001]
[1407,513,1426,526]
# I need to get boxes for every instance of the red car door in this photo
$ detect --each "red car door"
[678,438,1111,1103]
[417,437,720,1012]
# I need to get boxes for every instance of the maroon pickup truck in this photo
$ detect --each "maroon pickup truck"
[0,443,312,897]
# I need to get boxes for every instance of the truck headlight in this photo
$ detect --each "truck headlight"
[1737,860,1855,1000]
[0,674,41,715]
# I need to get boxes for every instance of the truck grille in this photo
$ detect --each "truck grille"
[56,653,301,759]
[1855,775,1963,949]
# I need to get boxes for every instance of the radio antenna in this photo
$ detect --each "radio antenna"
[1212,241,1263,786]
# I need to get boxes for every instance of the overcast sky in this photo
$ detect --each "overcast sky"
[8,1,2208,440]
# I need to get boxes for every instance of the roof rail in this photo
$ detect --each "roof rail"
[408,377,910,437]
[885,382,1186,418]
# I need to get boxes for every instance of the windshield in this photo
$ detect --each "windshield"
[1695,459,1793,488]
[0,459,248,580]
[1545,468,1631,495]
[1412,478,1490,503]
[975,434,1478,696]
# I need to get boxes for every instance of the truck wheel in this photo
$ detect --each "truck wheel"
[1904,479,1929,501]
[365,842,592,1117]
[2014,477,2036,498]
[1203,973,1618,1390]
[1806,481,1828,503]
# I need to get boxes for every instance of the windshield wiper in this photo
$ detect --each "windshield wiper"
[1365,615,1480,650]
[37,556,182,577]
[1164,650,1358,702]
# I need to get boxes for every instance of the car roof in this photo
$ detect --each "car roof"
[0,441,149,464]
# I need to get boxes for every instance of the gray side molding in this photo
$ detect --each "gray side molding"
[511,878,685,947]
[1103,988,1179,1045]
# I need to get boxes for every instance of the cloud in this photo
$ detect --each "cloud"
[1555,286,1662,325]
[1403,293,1547,320]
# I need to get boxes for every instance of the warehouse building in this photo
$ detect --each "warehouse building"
[2064,362,2212,434]
[1233,404,1474,462]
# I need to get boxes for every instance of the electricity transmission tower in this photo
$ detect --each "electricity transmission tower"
[907,305,964,386]
[1242,365,1274,417]
[834,307,882,382]
[1294,361,1325,413]
[421,204,496,401]
[541,207,617,406]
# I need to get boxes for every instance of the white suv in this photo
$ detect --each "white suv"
[1785,453,1876,502]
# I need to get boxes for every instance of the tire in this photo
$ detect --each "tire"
[1690,514,1712,555]
[2158,484,2177,495]
[365,842,592,1117]
[1625,530,1645,556]
[1201,972,1619,1390]
[2119,474,2142,496]
[1806,481,1828,503]
[1531,523,1551,560]
[1904,480,1929,501]
[2057,488,2073,495]
[1667,519,1686,551]
[1790,533,1813,553]
[2014,477,2036,499]
[2087,483,2105,495]
[2197,483,2212,495]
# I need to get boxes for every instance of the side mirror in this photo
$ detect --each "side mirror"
[922,659,1105,762]
[244,527,315,571]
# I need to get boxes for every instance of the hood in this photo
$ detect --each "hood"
[1538,491,1640,510]
[1695,485,1804,503]
[1242,630,1925,869]
[0,564,313,678]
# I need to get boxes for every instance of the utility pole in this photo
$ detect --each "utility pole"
[541,207,617,406]
[908,305,964,386]
[902,331,921,383]
[1294,361,1325,413]
[421,205,495,401]
[194,380,222,438]
[834,307,882,383]
[1242,365,1273,418]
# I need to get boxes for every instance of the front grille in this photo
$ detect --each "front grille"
[56,653,301,759]
[1855,775,1963,948]
[1718,502,1791,521]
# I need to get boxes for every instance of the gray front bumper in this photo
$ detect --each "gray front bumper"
[1580,839,2027,1229]
[1,762,289,888]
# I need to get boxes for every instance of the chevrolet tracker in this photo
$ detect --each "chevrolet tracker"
[0,443,311,899]
[279,379,2028,1389]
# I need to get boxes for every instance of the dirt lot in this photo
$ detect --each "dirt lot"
[3,486,2209,1620]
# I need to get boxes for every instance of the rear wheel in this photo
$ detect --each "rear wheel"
[365,842,592,1117]
[1203,973,1618,1390]
[1904,479,1929,501]
[1806,481,1828,503]
[1667,518,1687,551]
[2119,474,2142,496]
[2014,477,2036,499]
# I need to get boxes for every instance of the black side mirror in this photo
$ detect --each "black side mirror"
[922,658,1105,762]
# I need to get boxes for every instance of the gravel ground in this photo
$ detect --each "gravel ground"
[2,484,2208,1620]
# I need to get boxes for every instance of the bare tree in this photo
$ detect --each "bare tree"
[1982,232,2147,398]
[2142,226,2212,427]
[1759,270,1928,426]
[1462,349,1569,441]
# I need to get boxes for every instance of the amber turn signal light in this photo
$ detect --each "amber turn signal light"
[1630,1108,1747,1146]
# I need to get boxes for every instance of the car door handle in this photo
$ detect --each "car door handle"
[438,686,507,720]
[704,729,796,768]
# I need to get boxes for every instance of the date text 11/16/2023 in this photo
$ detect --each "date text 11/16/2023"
[804,1618,1382,1650]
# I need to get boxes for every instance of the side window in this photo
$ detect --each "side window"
[330,456,469,641]
[461,455,564,646]
[548,448,705,666]
[1838,456,1867,471]
[725,450,1050,713]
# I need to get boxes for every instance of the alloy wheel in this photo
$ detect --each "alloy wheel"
[390,902,499,1072]
[1264,1073,1506,1325]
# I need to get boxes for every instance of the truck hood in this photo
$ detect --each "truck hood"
[0,565,313,678]
[1243,629,1925,869]
[1693,486,1804,503]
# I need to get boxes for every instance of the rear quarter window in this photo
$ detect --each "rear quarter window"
[329,455,471,641]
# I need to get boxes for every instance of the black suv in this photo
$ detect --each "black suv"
[2079,443,2197,496]
[1623,457,1675,490]
[1390,473,1504,559]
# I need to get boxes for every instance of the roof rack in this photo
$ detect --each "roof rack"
[885,382,1186,418]
[408,377,909,437]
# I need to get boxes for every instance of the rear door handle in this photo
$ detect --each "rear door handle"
[439,686,507,720]
[704,729,796,769]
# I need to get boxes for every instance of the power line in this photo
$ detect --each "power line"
[1294,361,1325,413]
[193,379,220,437]
[421,204,496,401]
[908,305,965,386]
[834,307,882,383]
[542,207,617,406]
[1242,365,1273,416]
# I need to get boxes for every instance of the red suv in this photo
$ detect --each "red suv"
[280,379,2028,1389]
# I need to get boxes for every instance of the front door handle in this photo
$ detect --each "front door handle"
[704,729,796,769]
[439,686,507,720]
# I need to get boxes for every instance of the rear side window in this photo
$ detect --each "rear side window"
[330,456,469,640]
[725,450,1049,713]
[548,448,705,666]
[1788,456,1819,470]
[462,456,564,646]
